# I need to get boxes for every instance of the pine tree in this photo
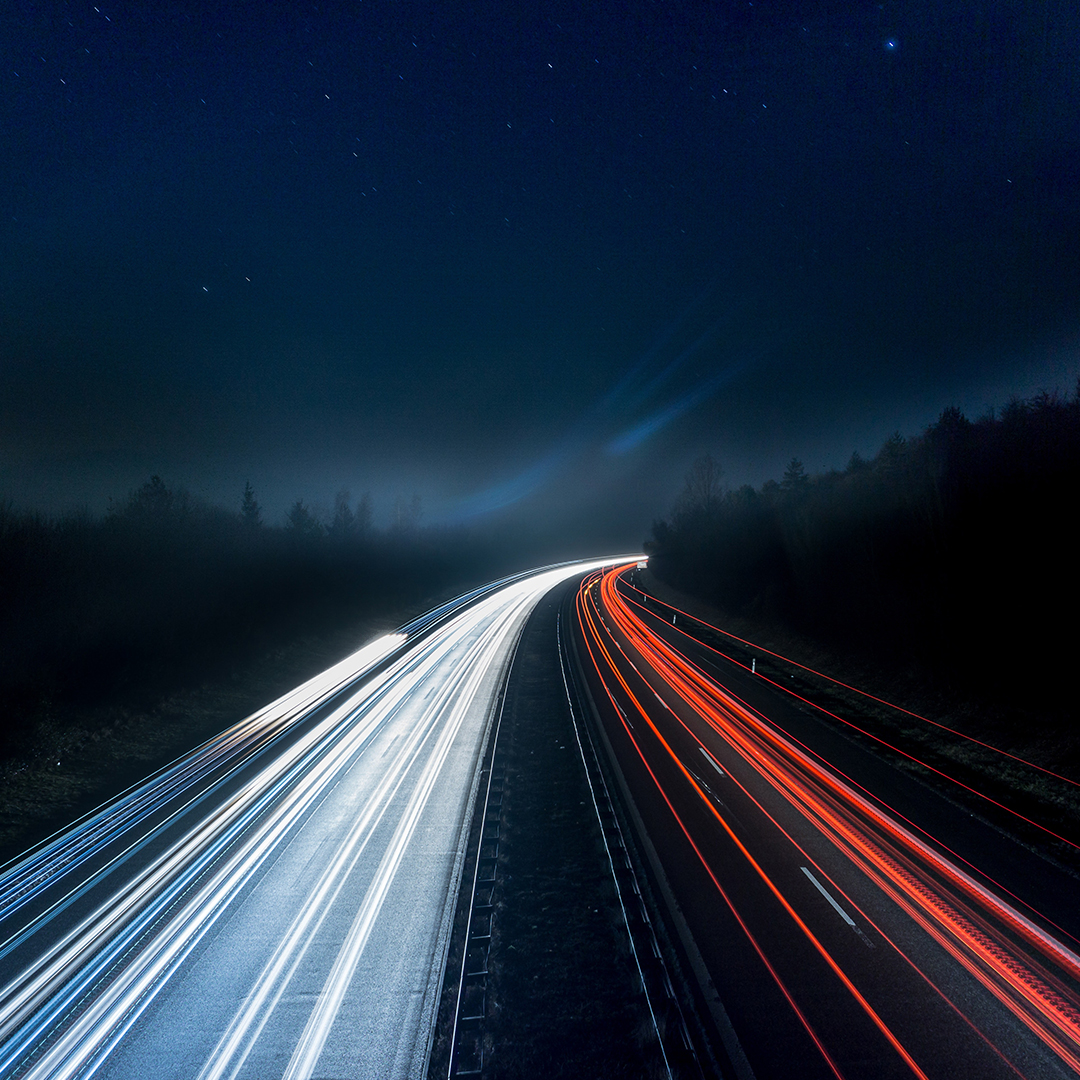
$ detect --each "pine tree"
[285,500,322,537]
[240,482,262,527]
[781,458,810,496]
[328,489,356,540]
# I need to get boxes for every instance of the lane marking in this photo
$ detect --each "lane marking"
[699,747,725,776]
[801,866,855,927]
[800,867,874,947]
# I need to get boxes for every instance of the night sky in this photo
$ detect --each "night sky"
[3,1,1078,546]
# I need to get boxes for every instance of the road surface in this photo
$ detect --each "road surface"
[0,558,632,1080]
[572,562,1080,1080]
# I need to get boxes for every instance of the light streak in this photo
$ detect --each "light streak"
[575,565,1080,1078]
[620,577,1080,792]
[0,558,637,1080]
[0,634,406,931]
[606,357,753,455]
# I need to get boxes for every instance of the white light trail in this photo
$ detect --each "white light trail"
[0,557,638,1080]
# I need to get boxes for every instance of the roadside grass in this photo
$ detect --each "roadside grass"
[0,598,436,868]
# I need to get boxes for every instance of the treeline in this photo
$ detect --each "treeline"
[646,387,1080,716]
[0,478,496,761]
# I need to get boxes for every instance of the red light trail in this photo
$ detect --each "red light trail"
[574,564,1080,1079]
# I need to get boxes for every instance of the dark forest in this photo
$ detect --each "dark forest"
[4,384,1077,773]
[647,386,1079,722]
[0,481,517,766]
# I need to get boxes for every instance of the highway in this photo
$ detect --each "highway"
[572,562,1080,1080]
[0,558,631,1080]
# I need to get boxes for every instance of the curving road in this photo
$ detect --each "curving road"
[572,562,1080,1080]
[0,558,633,1080]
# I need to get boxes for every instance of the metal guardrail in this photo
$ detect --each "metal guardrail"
[445,646,514,1077]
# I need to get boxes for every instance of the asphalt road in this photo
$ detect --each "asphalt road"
[572,563,1080,1080]
[0,558,631,1080]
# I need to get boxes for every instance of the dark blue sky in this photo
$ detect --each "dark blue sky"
[2,1,1078,543]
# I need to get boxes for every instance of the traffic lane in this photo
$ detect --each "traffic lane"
[579,638,1027,1080]
[78,595,529,1080]
[573,588,844,1077]
[0,627,448,1072]
[32,563,623,1080]
[0,604,488,982]
[600,583,1080,1080]
[576,583,1077,1079]
[651,688,1073,1080]
[0,635,407,968]
[1,667,418,1079]
[1,563,592,942]
[596,579,1080,1077]
[91,693,480,1080]
[618,582,1080,956]
[0,561,636,1080]
[0,650,419,1070]
[0,573,550,946]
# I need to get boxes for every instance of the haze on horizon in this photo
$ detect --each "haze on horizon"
[2,2,1078,549]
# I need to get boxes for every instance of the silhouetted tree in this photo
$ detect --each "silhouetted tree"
[874,433,908,479]
[781,458,809,497]
[647,387,1080,716]
[110,475,190,525]
[328,489,356,541]
[240,482,262,528]
[285,500,322,537]
[677,454,724,516]
[0,475,492,768]
[355,492,373,534]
